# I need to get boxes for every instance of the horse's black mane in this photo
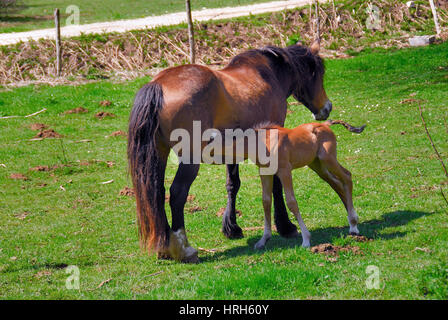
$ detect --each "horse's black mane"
[226,44,325,97]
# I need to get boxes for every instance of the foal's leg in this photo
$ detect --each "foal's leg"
[167,163,200,262]
[222,164,244,239]
[277,168,311,247]
[310,157,359,235]
[273,176,299,238]
[254,175,273,250]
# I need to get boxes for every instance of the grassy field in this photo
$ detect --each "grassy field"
[0,41,447,299]
[0,0,285,33]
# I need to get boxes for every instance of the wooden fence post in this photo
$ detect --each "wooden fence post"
[185,0,196,64]
[429,0,441,36]
[54,8,62,76]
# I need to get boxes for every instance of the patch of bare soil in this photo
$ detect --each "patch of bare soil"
[34,129,62,139]
[64,107,89,114]
[99,100,112,107]
[164,194,195,203]
[188,206,204,213]
[347,235,371,242]
[29,123,48,131]
[34,270,52,279]
[399,98,427,104]
[216,207,242,217]
[119,186,135,197]
[109,130,127,137]
[15,211,30,220]
[29,165,51,171]
[95,112,115,120]
[311,243,363,256]
[9,173,28,180]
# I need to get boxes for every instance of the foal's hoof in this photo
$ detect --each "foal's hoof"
[222,224,244,239]
[349,225,360,236]
[254,239,268,250]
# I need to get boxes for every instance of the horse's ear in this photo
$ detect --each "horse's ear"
[310,39,320,55]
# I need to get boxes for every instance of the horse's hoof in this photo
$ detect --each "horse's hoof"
[302,241,311,248]
[222,224,244,239]
[181,247,199,264]
[349,226,360,235]
[276,223,299,239]
[279,228,299,239]
[254,241,266,250]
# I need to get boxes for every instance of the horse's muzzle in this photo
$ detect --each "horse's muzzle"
[314,100,332,121]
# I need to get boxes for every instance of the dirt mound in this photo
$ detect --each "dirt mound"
[9,173,28,180]
[164,194,195,203]
[311,243,362,256]
[216,207,242,217]
[109,130,127,137]
[400,98,426,105]
[29,165,50,171]
[347,235,371,242]
[188,206,204,213]
[34,129,62,139]
[119,186,135,197]
[95,112,115,120]
[64,107,89,114]
[29,123,48,131]
[99,100,112,107]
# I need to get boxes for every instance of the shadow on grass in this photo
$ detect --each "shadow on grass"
[201,210,432,263]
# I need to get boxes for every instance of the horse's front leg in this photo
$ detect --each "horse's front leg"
[166,163,200,263]
[273,175,299,238]
[254,175,273,250]
[277,169,311,248]
[222,164,244,239]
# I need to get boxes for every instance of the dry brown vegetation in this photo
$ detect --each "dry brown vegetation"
[0,0,447,85]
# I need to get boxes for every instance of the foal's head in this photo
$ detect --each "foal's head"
[286,41,332,120]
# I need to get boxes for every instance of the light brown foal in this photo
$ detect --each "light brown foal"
[251,120,366,249]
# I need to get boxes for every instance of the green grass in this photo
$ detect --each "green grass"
[0,0,285,33]
[0,42,447,299]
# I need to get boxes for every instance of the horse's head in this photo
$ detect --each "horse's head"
[287,40,332,121]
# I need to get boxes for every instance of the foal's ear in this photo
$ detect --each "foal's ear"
[310,39,321,55]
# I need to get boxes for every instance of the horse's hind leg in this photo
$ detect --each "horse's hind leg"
[167,163,200,263]
[222,164,244,239]
[254,175,273,250]
[310,156,359,235]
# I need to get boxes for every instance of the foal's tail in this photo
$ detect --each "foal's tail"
[325,120,366,134]
[128,82,169,253]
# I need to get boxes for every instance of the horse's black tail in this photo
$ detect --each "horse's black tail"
[128,82,169,253]
[325,120,366,134]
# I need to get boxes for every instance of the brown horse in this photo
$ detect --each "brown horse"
[243,120,365,250]
[128,41,332,262]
